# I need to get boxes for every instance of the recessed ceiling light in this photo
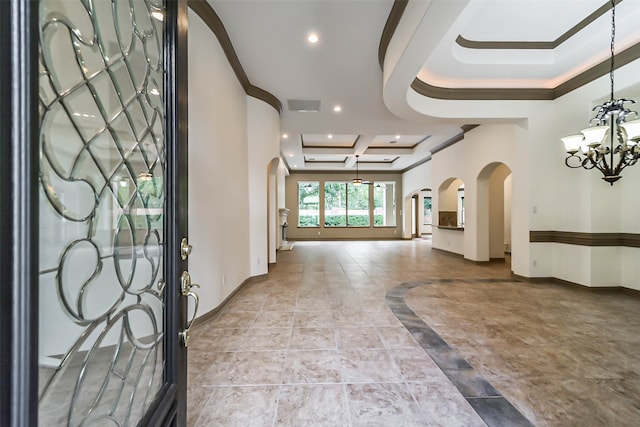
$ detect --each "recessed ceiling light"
[282,133,289,139]
[395,135,401,139]
[333,105,342,112]
[327,134,333,139]
[288,153,293,157]
[307,33,319,44]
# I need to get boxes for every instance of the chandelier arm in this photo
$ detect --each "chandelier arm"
[613,143,632,175]
[597,149,612,174]
[565,154,586,169]
[582,155,599,170]
[627,148,640,166]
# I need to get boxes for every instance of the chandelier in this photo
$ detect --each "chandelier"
[561,0,640,185]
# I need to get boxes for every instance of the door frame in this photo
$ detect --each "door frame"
[411,193,420,238]
[1,0,39,424]
[0,0,190,425]
[141,0,190,424]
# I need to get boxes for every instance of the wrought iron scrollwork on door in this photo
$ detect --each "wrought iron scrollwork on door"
[38,0,167,425]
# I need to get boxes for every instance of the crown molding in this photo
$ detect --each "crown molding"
[455,0,622,50]
[411,41,640,100]
[188,0,282,113]
[380,0,640,101]
[378,0,409,69]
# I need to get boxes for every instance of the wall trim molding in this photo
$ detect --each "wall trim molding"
[511,273,640,296]
[378,0,409,68]
[288,237,403,242]
[455,0,622,51]
[191,274,269,329]
[188,0,282,113]
[431,247,464,258]
[378,0,640,101]
[411,40,640,100]
[530,231,640,248]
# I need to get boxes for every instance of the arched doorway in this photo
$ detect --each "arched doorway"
[267,157,280,265]
[438,178,465,228]
[476,163,512,263]
[411,194,419,238]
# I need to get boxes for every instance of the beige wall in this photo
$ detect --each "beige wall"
[285,172,403,240]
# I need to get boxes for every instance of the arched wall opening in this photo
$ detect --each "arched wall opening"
[476,162,512,263]
[421,188,433,235]
[438,178,464,228]
[267,157,280,265]
[411,194,418,237]
[432,177,465,255]
[402,190,423,239]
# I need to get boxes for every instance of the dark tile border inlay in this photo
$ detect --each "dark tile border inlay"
[386,279,534,427]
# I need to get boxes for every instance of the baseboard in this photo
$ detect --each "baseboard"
[511,273,640,296]
[431,247,464,258]
[287,237,403,241]
[191,274,269,329]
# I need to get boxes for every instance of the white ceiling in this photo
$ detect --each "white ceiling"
[207,0,640,172]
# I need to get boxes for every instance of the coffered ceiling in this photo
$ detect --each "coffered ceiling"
[205,0,640,173]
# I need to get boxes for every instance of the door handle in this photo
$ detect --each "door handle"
[179,270,200,347]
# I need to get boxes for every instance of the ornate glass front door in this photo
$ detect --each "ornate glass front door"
[36,0,188,424]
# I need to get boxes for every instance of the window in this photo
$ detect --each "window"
[324,182,346,227]
[298,182,319,227]
[300,179,398,229]
[373,182,396,226]
[423,196,432,225]
[347,183,370,226]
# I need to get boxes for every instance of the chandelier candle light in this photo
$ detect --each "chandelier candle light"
[561,0,640,185]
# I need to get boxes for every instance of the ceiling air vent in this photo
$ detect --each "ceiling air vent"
[287,99,321,112]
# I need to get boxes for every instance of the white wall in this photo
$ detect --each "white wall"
[528,63,640,289]
[247,98,280,276]
[188,10,251,315]
[407,58,640,288]
[431,124,527,268]
[504,174,512,253]
[402,159,432,238]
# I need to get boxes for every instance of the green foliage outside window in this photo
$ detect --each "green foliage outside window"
[299,180,396,229]
[298,182,320,227]
[347,183,369,226]
[324,181,346,227]
[423,196,432,225]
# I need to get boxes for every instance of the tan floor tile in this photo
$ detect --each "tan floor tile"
[405,381,487,427]
[339,349,403,383]
[335,327,385,350]
[346,382,426,427]
[187,240,640,426]
[292,311,334,327]
[275,384,349,426]
[194,385,279,426]
[289,327,336,350]
[282,350,343,384]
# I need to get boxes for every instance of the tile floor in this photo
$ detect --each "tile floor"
[187,240,640,426]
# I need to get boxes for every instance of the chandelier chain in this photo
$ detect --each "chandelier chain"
[610,0,615,101]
